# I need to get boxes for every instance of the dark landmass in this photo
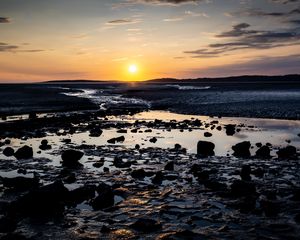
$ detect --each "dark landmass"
[0,84,98,115]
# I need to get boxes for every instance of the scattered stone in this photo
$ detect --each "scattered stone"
[277,146,297,159]
[39,139,51,150]
[131,218,162,233]
[256,145,271,159]
[240,165,251,181]
[92,183,114,210]
[117,129,127,133]
[225,124,236,136]
[14,145,33,160]
[131,169,146,179]
[204,132,212,137]
[107,136,125,144]
[230,180,256,197]
[164,161,174,171]
[232,141,251,158]
[197,141,215,157]
[149,137,158,143]
[61,150,84,168]
[3,147,14,157]
[114,157,131,168]
[152,171,164,185]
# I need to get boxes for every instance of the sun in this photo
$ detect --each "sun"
[128,64,138,74]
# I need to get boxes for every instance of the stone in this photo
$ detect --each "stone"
[197,141,215,157]
[61,150,84,168]
[3,147,14,157]
[232,141,251,158]
[131,218,162,233]
[256,145,271,159]
[14,146,33,160]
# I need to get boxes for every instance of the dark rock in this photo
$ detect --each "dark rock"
[2,176,39,191]
[63,173,76,184]
[14,145,33,160]
[204,180,227,191]
[197,141,215,157]
[107,136,125,144]
[93,160,104,168]
[190,164,202,175]
[256,142,262,148]
[225,124,236,136]
[232,141,251,158]
[230,180,256,197]
[113,157,131,168]
[277,146,297,159]
[3,147,14,157]
[68,185,96,205]
[252,168,265,178]
[204,132,212,137]
[240,165,251,181]
[216,126,222,131]
[39,140,52,150]
[10,181,69,217]
[61,150,84,168]
[117,129,127,133]
[260,199,279,217]
[149,137,157,143]
[164,161,174,171]
[174,143,181,150]
[92,183,114,210]
[152,171,164,185]
[131,218,162,233]
[135,144,140,150]
[131,169,146,179]
[100,225,111,233]
[256,145,271,159]
[0,217,17,233]
[89,128,103,137]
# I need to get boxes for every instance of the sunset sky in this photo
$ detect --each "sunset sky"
[0,0,299,82]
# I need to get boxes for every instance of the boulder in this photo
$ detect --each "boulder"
[240,165,251,181]
[225,124,236,136]
[113,157,131,168]
[2,176,39,191]
[61,150,84,168]
[10,181,69,217]
[92,183,114,210]
[68,185,96,206]
[230,180,256,197]
[197,141,215,157]
[39,139,51,151]
[14,146,33,160]
[3,147,14,157]
[131,169,146,179]
[277,146,297,159]
[164,161,174,171]
[204,132,212,137]
[232,141,251,158]
[149,137,158,143]
[89,127,103,137]
[107,136,125,144]
[256,145,271,159]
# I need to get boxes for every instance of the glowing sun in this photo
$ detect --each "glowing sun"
[128,64,138,74]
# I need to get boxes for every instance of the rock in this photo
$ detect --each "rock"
[117,129,127,133]
[225,124,236,136]
[14,145,33,160]
[2,176,39,191]
[3,147,14,157]
[68,185,96,206]
[10,181,69,217]
[174,143,181,150]
[29,112,37,119]
[149,137,157,143]
[260,199,279,217]
[230,180,256,197]
[61,150,84,168]
[93,160,104,168]
[131,218,162,233]
[256,145,271,159]
[4,139,11,145]
[204,180,227,191]
[89,127,103,137]
[240,165,251,181]
[204,132,212,137]
[0,217,17,233]
[113,157,131,168]
[107,136,125,144]
[232,141,251,158]
[252,168,265,178]
[92,183,114,210]
[131,169,146,179]
[152,171,164,184]
[277,146,297,159]
[39,139,51,151]
[164,161,174,171]
[197,141,215,157]
[256,142,262,148]
[190,164,202,175]
[216,126,222,131]
[135,144,140,150]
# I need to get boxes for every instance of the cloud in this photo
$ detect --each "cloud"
[184,23,300,58]
[270,0,299,4]
[106,18,141,25]
[0,42,44,53]
[0,43,18,52]
[232,7,300,18]
[185,54,300,77]
[0,17,11,23]
[114,0,205,7]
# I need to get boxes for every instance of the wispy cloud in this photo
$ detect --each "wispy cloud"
[0,17,11,23]
[106,18,141,25]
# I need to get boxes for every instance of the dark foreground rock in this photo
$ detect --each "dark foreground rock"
[61,150,84,168]
[92,183,114,210]
[277,146,297,159]
[3,147,14,157]
[197,141,215,156]
[232,141,251,158]
[14,146,33,160]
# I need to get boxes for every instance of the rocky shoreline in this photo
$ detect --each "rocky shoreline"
[0,108,299,239]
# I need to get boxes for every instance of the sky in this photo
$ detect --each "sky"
[0,0,299,82]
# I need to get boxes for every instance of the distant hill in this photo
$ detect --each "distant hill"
[41,74,300,84]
